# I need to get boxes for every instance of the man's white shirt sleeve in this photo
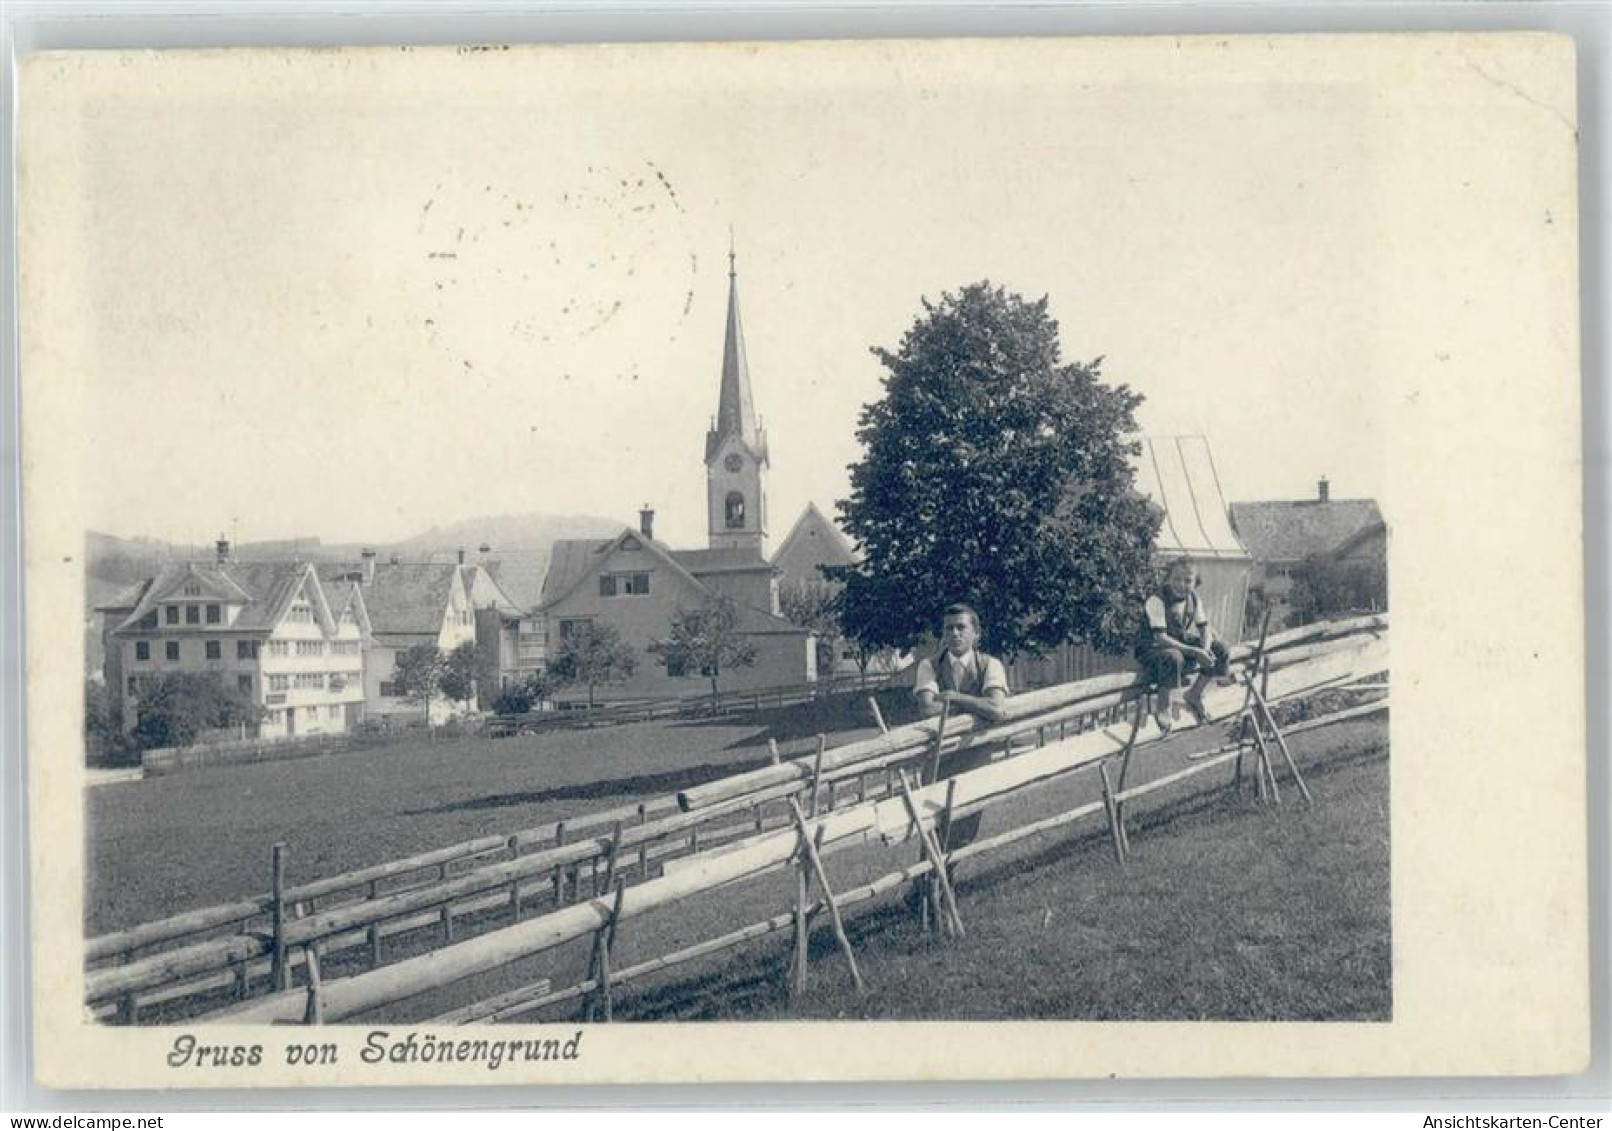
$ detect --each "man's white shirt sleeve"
[981,657,1010,696]
[912,658,939,697]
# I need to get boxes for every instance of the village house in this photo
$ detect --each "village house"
[319,551,523,723]
[97,541,369,739]
[537,254,815,702]
[1228,479,1387,628]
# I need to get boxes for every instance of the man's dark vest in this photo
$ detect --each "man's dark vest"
[934,650,999,696]
[1138,588,1203,651]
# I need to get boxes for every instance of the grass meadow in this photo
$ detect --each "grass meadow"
[87,693,1389,1023]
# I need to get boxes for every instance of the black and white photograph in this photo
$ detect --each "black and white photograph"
[17,33,1585,1086]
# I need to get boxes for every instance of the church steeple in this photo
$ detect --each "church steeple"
[705,250,768,466]
[704,247,769,553]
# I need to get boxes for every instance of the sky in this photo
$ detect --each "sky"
[58,40,1391,551]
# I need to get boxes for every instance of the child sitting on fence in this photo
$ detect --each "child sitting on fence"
[1135,557,1231,731]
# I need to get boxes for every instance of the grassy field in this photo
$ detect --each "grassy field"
[329,715,1388,1025]
[90,689,1388,1023]
[608,719,1391,1023]
[86,689,912,934]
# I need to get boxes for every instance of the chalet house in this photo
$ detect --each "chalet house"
[97,543,369,739]
[540,513,815,703]
[1228,479,1387,626]
[537,254,814,702]
[319,552,521,723]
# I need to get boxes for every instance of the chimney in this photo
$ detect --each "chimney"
[457,547,466,565]
[215,534,230,564]
[1317,477,1331,503]
[361,548,377,585]
[639,505,655,540]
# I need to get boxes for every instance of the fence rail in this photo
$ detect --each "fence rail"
[484,672,896,737]
[186,615,1386,1026]
[87,615,1386,1023]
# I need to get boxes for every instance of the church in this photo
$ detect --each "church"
[536,254,832,702]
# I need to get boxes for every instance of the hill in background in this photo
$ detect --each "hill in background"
[85,512,624,614]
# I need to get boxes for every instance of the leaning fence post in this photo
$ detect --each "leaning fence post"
[301,944,325,1024]
[271,842,290,991]
[867,697,889,735]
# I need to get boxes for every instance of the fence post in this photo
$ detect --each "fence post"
[637,805,649,880]
[508,835,523,919]
[271,842,290,992]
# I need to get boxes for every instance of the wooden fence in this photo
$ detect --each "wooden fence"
[140,730,394,776]
[483,672,894,737]
[175,614,1387,1026]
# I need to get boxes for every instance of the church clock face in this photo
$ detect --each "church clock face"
[723,453,743,473]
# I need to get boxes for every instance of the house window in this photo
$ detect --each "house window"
[183,583,201,597]
[127,676,138,695]
[165,606,179,625]
[296,641,324,657]
[601,572,651,598]
[206,604,221,624]
[725,491,746,529]
[237,674,253,695]
[667,656,688,678]
[186,604,200,624]
[237,640,258,660]
[379,681,397,697]
[165,641,180,661]
[135,641,150,662]
[269,674,290,692]
[140,611,158,629]
[205,641,222,660]
[267,640,290,657]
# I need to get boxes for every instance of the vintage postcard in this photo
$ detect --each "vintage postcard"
[18,33,1585,1088]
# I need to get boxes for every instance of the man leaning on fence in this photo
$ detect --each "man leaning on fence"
[912,603,1010,854]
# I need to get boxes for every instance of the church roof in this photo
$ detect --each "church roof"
[772,502,857,581]
[704,254,768,465]
[671,547,775,575]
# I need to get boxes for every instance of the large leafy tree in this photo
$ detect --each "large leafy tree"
[836,282,1160,660]
[549,621,639,709]
[648,594,759,700]
[439,640,481,704]
[131,672,265,750]
[391,644,448,728]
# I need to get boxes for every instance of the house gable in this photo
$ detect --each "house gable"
[542,531,711,620]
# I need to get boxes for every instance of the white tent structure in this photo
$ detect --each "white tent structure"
[1009,434,1253,690]
[1132,434,1254,645]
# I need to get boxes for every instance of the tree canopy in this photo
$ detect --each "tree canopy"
[391,644,448,723]
[648,593,759,698]
[439,641,481,704]
[835,282,1160,659]
[549,621,638,708]
[131,672,264,750]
